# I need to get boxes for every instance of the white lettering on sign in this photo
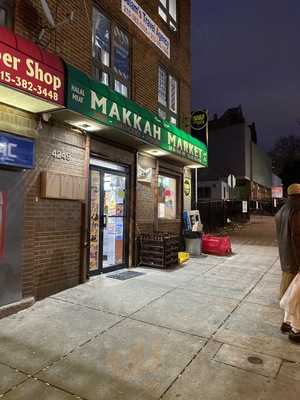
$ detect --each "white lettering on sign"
[0,142,17,158]
[91,91,107,114]
[0,49,62,94]
[167,132,202,161]
[25,59,61,90]
[90,90,161,141]
[71,84,85,103]
[121,0,170,58]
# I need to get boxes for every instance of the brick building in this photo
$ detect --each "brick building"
[0,0,208,316]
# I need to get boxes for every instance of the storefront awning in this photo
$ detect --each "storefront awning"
[0,27,64,113]
[55,64,207,167]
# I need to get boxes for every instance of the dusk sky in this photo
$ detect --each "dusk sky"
[191,0,300,150]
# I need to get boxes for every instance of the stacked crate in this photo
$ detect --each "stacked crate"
[138,233,179,269]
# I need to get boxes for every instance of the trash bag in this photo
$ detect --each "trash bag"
[184,231,202,239]
[280,273,300,328]
[202,234,232,256]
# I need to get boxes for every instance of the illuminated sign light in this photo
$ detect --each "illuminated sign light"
[0,131,35,169]
[0,27,64,110]
[67,65,208,166]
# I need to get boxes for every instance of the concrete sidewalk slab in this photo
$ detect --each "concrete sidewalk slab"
[1,216,297,400]
[132,268,198,288]
[277,360,300,382]
[37,319,204,400]
[237,245,279,257]
[0,364,27,395]
[215,302,300,363]
[180,274,257,300]
[205,265,264,281]
[132,288,237,337]
[267,264,282,276]
[53,278,172,316]
[221,254,277,267]
[246,275,281,308]
[0,298,122,374]
[163,344,269,400]
[2,379,76,400]
[209,262,268,275]
[179,262,218,275]
[214,343,282,378]
[188,255,227,265]
[259,380,300,400]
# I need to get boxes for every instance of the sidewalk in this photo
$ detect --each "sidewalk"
[1,216,300,400]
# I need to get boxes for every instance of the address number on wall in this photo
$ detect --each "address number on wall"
[51,149,72,161]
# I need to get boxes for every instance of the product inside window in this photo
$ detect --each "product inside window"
[158,175,176,219]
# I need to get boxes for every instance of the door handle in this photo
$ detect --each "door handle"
[100,215,108,228]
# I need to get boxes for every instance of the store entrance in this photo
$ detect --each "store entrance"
[88,159,128,275]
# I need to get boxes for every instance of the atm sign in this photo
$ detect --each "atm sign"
[0,132,35,169]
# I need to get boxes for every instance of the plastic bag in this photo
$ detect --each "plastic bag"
[280,273,300,328]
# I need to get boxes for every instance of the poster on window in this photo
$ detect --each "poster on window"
[158,176,176,219]
[113,26,129,81]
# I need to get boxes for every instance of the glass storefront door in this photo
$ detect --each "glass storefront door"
[89,161,128,275]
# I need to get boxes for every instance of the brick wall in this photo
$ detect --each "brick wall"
[14,0,92,75]
[14,0,191,129]
[22,122,87,300]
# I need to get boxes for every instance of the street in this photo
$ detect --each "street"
[1,216,300,399]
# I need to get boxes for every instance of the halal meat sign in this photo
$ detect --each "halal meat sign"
[0,42,64,106]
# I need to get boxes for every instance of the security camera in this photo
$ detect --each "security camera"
[42,112,51,122]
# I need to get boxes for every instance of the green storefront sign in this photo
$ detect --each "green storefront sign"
[66,64,208,166]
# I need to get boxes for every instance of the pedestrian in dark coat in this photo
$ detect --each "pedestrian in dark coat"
[276,183,300,341]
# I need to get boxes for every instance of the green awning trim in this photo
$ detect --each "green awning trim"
[66,64,208,166]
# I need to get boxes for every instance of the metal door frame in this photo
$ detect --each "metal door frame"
[87,162,129,276]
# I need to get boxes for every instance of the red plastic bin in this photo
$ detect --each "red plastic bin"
[202,234,232,256]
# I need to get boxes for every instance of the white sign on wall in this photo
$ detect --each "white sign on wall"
[121,0,171,59]
[242,201,248,213]
[227,174,236,189]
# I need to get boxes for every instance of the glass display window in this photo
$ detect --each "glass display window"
[158,175,177,219]
[89,170,101,272]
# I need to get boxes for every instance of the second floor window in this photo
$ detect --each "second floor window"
[158,66,178,126]
[92,7,130,97]
[159,0,177,31]
[0,0,14,27]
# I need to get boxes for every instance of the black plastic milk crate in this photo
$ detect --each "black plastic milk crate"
[138,232,179,269]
